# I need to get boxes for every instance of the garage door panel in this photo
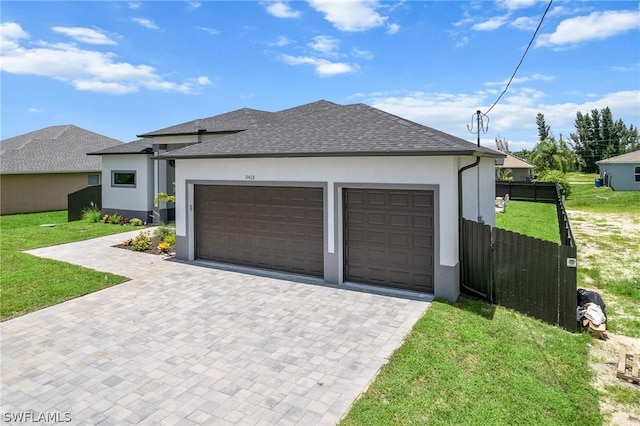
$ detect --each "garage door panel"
[389,192,410,206]
[389,213,410,227]
[344,188,434,293]
[366,212,385,226]
[195,185,324,277]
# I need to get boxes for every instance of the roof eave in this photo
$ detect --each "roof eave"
[155,149,500,160]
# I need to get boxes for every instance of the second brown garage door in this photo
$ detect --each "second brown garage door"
[195,185,324,277]
[344,188,434,292]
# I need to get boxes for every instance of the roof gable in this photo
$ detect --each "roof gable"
[159,102,502,159]
[499,153,534,169]
[0,125,123,174]
[89,139,153,155]
[596,150,640,164]
[138,108,279,137]
[138,100,339,138]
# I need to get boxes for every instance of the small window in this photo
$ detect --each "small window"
[635,166,640,183]
[88,174,100,186]
[112,171,136,187]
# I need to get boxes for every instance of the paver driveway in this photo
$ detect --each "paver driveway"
[1,231,431,425]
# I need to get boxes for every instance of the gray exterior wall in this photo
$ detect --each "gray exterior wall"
[599,163,640,191]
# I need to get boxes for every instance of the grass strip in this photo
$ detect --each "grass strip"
[340,297,602,426]
[565,183,640,213]
[1,211,133,320]
[495,201,560,244]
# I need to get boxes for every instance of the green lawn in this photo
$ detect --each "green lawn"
[564,183,640,213]
[495,201,560,243]
[340,297,601,426]
[0,211,134,320]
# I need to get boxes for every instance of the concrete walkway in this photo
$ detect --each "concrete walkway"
[1,231,430,425]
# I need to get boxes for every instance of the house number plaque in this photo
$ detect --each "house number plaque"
[245,175,255,180]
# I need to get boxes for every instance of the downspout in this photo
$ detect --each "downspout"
[458,153,488,299]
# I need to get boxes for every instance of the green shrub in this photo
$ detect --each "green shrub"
[154,224,175,241]
[129,218,143,227]
[81,202,101,223]
[131,231,152,251]
[535,170,571,197]
[163,233,176,246]
[108,213,122,225]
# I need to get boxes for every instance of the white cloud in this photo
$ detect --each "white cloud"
[187,1,201,10]
[609,64,640,72]
[264,1,301,18]
[361,89,640,149]
[473,15,508,31]
[0,22,209,95]
[266,36,293,47]
[28,107,40,113]
[484,74,554,87]
[386,23,400,34]
[537,10,640,48]
[352,47,373,60]
[51,27,117,45]
[499,0,538,11]
[0,22,30,49]
[308,35,339,55]
[199,27,220,35]
[509,16,538,31]
[128,2,141,10]
[131,18,160,30]
[455,36,469,48]
[279,54,357,76]
[308,0,387,32]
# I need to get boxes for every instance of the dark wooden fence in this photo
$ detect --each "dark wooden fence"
[68,185,101,222]
[462,182,577,331]
[462,220,577,331]
[496,181,557,202]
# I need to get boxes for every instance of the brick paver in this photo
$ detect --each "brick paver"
[1,230,430,425]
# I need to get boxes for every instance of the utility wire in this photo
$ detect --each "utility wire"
[484,0,554,115]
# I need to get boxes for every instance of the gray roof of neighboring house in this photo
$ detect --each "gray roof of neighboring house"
[89,139,153,155]
[596,150,640,164]
[158,102,504,159]
[0,125,123,174]
[499,153,534,169]
[138,101,338,137]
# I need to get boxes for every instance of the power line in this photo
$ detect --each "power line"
[484,0,554,116]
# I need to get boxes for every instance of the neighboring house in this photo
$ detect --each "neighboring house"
[0,125,123,215]
[596,150,640,191]
[89,139,156,222]
[496,153,534,181]
[93,100,504,301]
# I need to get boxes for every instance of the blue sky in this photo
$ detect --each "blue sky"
[1,0,639,151]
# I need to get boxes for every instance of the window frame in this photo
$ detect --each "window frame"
[111,170,137,188]
[635,166,640,183]
[88,173,101,186]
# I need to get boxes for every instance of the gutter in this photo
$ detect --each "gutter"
[457,152,489,300]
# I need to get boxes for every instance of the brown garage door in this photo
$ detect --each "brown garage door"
[195,185,324,277]
[344,188,434,292]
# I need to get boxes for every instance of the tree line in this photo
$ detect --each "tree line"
[499,107,639,174]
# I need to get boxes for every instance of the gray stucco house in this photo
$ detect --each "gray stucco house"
[0,125,122,215]
[596,150,640,191]
[91,100,504,302]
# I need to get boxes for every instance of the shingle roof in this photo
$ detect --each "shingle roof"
[158,102,503,159]
[89,139,153,155]
[0,125,123,174]
[596,150,640,164]
[499,153,534,169]
[138,100,338,137]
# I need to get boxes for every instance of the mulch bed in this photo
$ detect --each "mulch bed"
[113,234,174,257]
